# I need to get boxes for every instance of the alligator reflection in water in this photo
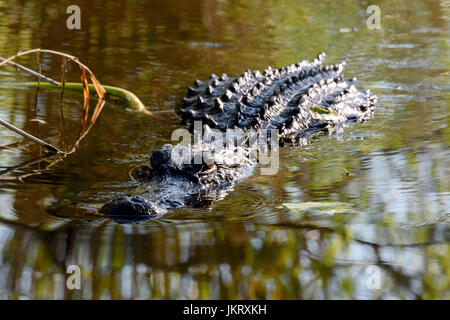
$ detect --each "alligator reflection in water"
[100,53,376,222]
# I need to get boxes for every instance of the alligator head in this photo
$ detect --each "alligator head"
[99,141,254,222]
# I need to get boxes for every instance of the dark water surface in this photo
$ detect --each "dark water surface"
[0,0,448,299]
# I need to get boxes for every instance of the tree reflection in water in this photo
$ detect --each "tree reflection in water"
[0,211,448,299]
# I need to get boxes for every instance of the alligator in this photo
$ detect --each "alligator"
[100,53,376,223]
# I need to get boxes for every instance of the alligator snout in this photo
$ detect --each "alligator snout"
[99,196,165,222]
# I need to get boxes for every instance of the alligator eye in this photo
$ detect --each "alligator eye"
[129,165,153,181]
[199,162,217,176]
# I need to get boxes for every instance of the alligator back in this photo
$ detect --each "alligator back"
[181,53,376,144]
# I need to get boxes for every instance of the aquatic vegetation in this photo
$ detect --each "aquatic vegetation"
[0,48,155,180]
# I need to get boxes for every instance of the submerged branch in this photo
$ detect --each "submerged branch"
[0,48,105,98]
[0,118,61,153]
[0,48,156,115]
[0,57,59,85]
[19,81,157,117]
[0,48,157,179]
[0,99,106,181]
